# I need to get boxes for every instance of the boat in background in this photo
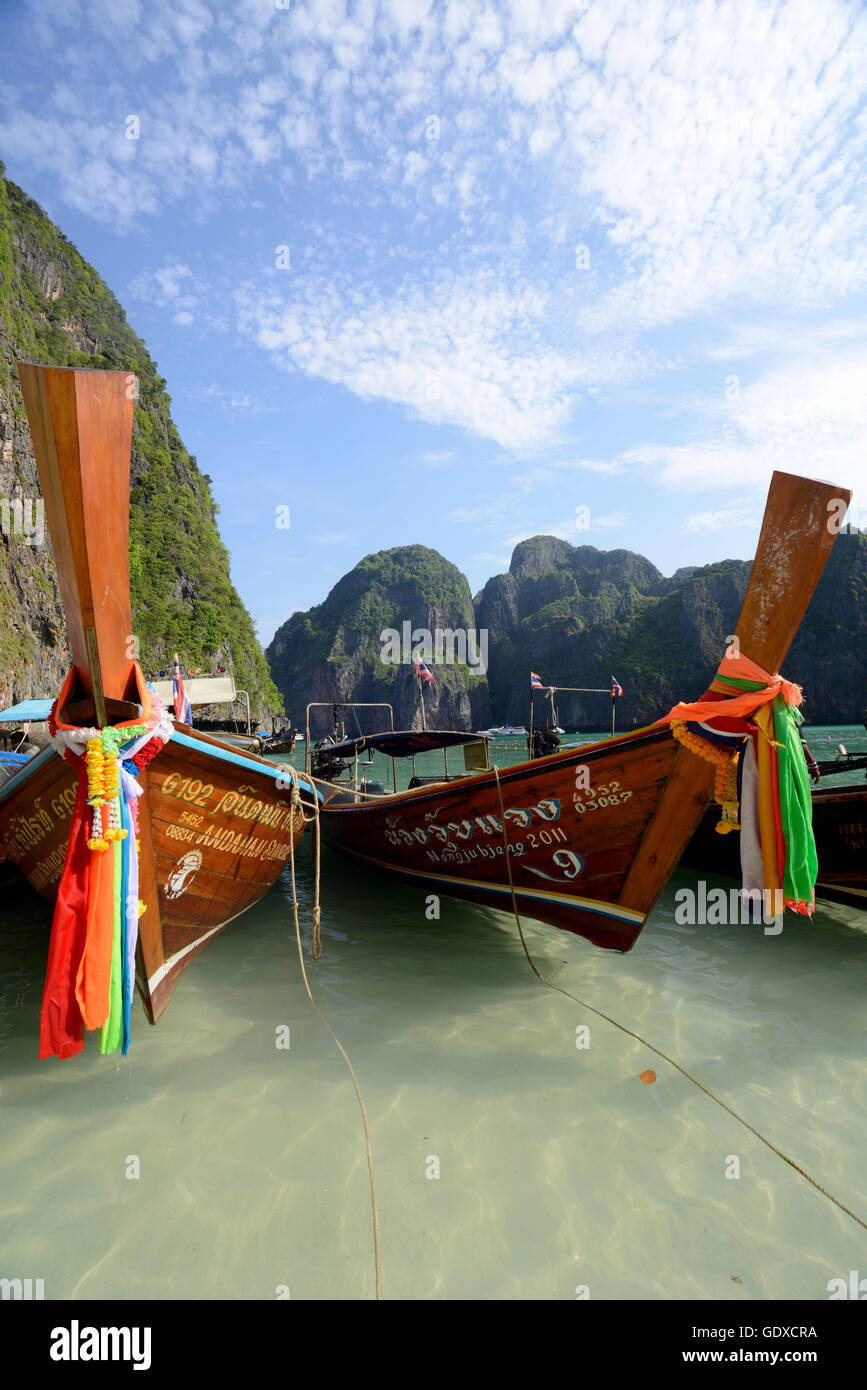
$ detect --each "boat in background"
[308,471,850,951]
[148,665,263,749]
[0,364,318,1054]
[815,744,867,778]
[684,771,867,911]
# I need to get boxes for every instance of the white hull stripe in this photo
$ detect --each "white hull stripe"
[332,843,645,924]
[816,881,867,898]
[146,892,284,994]
[147,920,228,992]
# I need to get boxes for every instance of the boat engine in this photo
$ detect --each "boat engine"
[530,729,560,758]
[312,735,349,780]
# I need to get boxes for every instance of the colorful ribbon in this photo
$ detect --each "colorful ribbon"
[39,664,174,1060]
[655,645,817,915]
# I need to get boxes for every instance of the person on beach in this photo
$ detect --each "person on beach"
[801,735,820,783]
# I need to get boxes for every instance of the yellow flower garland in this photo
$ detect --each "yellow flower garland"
[84,735,129,851]
[85,737,108,851]
[671,719,741,834]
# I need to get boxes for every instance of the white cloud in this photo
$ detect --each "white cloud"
[185,383,259,413]
[593,510,630,530]
[239,271,598,451]
[416,450,456,468]
[682,505,759,534]
[6,0,866,338]
[602,350,867,503]
[6,0,867,499]
[128,260,228,333]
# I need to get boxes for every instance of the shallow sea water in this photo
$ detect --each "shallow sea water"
[1,726,864,1300]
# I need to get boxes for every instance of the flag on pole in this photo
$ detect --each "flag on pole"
[611,676,623,697]
[530,671,543,688]
[172,656,192,724]
[415,657,434,688]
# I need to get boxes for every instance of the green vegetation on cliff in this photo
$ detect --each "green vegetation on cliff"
[475,533,866,727]
[0,164,280,712]
[267,544,490,732]
[266,527,867,733]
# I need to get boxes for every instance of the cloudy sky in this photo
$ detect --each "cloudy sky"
[2,0,866,641]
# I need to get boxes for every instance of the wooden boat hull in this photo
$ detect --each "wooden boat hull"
[0,728,312,1021]
[684,783,867,911]
[318,724,713,951]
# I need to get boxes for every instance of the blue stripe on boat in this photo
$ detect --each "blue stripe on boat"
[0,747,53,802]
[171,731,320,800]
[0,736,319,803]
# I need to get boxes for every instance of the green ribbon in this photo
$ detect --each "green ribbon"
[703,673,817,912]
[98,832,125,1054]
[772,698,817,912]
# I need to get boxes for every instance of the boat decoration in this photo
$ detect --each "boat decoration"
[38,664,174,1059]
[656,647,817,914]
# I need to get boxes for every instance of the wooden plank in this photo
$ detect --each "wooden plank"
[734,470,851,672]
[17,364,136,707]
[618,750,715,910]
[134,772,165,1022]
[620,469,851,917]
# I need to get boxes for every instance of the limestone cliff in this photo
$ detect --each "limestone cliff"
[266,545,491,734]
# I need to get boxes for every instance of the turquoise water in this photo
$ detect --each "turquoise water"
[0,726,864,1300]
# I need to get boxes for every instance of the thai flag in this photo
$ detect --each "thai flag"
[172,657,192,724]
[530,671,543,688]
[415,658,434,687]
[611,676,623,698]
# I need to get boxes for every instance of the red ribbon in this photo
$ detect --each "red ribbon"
[38,779,91,1060]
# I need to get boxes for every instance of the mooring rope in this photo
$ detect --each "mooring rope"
[491,767,867,1234]
[280,766,383,1298]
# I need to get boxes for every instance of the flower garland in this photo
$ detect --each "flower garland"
[39,663,174,1062]
[671,719,741,833]
[84,730,140,850]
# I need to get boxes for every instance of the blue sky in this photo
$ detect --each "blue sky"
[2,0,866,645]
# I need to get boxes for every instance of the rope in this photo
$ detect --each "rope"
[9,722,31,755]
[280,765,383,1298]
[490,767,867,1234]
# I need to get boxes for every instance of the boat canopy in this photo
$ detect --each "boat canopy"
[321,729,489,759]
[0,700,52,723]
[150,674,238,708]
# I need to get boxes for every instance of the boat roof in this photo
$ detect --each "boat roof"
[320,729,489,759]
[0,699,52,723]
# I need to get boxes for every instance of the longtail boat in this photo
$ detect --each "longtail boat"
[0,364,317,1058]
[309,470,850,950]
